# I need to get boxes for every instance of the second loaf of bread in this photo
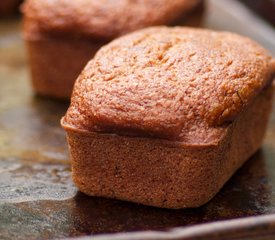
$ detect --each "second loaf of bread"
[22,0,204,99]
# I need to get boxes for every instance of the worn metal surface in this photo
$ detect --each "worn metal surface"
[0,1,275,239]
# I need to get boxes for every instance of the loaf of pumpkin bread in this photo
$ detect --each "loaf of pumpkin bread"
[62,27,275,208]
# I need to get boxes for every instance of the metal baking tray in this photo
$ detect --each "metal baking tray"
[1,0,275,239]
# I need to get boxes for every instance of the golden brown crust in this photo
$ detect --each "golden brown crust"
[64,27,275,143]
[62,86,274,208]
[22,0,203,40]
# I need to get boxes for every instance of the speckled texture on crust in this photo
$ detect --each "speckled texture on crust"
[64,27,275,143]
[22,0,202,41]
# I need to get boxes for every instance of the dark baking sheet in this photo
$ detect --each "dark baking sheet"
[1,0,275,239]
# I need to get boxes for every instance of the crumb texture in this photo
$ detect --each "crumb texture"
[22,0,201,40]
[65,27,275,143]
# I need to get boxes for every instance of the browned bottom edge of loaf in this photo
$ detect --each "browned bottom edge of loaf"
[63,85,273,209]
[25,36,102,99]
[62,86,273,209]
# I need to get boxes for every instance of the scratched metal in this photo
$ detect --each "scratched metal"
[0,1,275,240]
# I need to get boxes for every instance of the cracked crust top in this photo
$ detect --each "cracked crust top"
[64,27,275,144]
[22,0,202,41]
